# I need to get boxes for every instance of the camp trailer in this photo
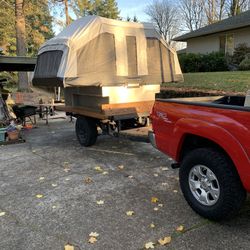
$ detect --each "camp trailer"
[33,16,183,146]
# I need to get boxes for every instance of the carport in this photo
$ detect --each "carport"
[0,56,36,72]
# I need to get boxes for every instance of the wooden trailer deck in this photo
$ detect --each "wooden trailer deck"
[56,100,154,120]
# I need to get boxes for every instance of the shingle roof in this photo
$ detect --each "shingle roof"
[174,10,250,41]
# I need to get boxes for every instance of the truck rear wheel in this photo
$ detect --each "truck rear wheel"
[75,116,98,147]
[179,148,246,221]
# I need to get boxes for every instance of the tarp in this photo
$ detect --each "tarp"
[33,16,183,87]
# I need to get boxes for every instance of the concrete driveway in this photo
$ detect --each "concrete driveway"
[1,118,250,250]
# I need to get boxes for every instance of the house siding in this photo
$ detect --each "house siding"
[186,27,250,54]
[187,36,219,53]
[234,27,250,47]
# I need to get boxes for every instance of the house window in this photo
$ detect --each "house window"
[219,34,234,55]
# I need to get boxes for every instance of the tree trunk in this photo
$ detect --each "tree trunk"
[64,0,70,26]
[15,0,28,91]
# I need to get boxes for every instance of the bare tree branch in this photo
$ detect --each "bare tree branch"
[179,0,205,31]
[145,0,180,44]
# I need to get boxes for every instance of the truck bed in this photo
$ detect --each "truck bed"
[157,95,250,112]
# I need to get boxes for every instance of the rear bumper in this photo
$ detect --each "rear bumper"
[148,130,157,148]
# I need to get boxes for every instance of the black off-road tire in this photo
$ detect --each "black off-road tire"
[75,116,98,147]
[179,148,246,221]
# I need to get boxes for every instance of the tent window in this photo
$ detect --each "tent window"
[146,38,161,80]
[35,50,63,77]
[77,33,116,78]
[126,36,138,76]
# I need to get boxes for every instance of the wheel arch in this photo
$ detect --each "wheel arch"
[178,134,230,162]
[176,132,250,192]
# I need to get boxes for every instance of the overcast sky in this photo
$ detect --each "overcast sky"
[117,0,149,22]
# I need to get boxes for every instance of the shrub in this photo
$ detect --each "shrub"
[232,43,250,65]
[178,52,228,73]
[178,53,202,73]
[239,54,250,70]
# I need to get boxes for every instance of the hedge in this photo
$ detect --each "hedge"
[178,52,228,73]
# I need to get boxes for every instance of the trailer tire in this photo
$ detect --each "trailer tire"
[179,148,246,221]
[75,116,98,147]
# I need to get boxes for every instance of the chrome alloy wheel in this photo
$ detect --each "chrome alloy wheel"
[188,165,220,206]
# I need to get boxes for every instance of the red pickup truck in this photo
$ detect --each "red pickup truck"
[149,95,250,221]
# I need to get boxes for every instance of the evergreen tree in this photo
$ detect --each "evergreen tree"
[0,0,54,56]
[71,0,91,17]
[0,1,15,54]
[72,0,120,19]
[126,16,131,21]
[133,15,138,22]
[89,0,105,16]
[25,0,54,55]
[102,0,120,19]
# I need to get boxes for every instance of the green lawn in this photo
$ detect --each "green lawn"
[163,71,250,94]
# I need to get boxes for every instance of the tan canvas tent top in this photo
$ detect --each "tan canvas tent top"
[33,16,183,87]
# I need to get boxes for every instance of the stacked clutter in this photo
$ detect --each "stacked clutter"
[0,80,22,143]
[6,120,22,141]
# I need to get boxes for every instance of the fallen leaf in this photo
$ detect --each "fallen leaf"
[88,237,97,244]
[0,212,6,217]
[52,205,57,209]
[145,242,155,249]
[64,244,74,250]
[173,190,178,193]
[150,223,155,228]
[63,161,69,166]
[158,203,163,207]
[118,165,124,170]
[89,232,99,237]
[84,177,93,184]
[162,183,168,186]
[175,177,180,181]
[151,197,159,203]
[161,167,169,171]
[36,194,43,198]
[126,211,134,216]
[52,183,57,187]
[32,150,36,153]
[39,177,45,180]
[153,207,159,211]
[128,175,133,179]
[102,171,108,175]
[95,166,103,172]
[176,225,184,232]
[158,236,171,246]
[153,173,158,177]
[96,200,104,205]
[64,168,70,173]
[65,178,70,181]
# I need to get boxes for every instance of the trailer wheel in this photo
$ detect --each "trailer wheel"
[75,116,98,147]
[179,148,246,221]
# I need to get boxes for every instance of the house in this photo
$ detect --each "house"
[174,10,250,55]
